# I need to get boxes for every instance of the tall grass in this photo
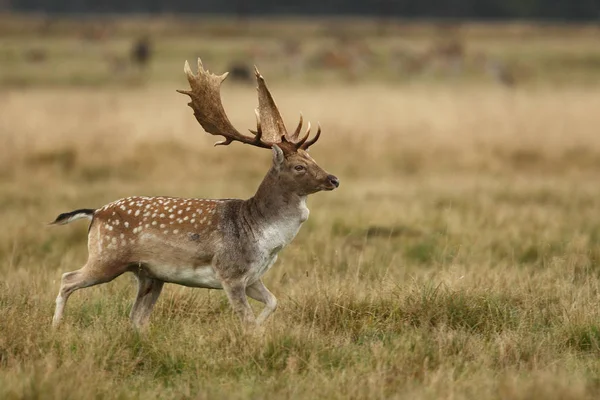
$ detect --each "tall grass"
[2,38,600,398]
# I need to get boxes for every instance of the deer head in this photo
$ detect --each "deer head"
[177,59,339,196]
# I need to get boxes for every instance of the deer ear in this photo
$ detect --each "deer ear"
[272,145,284,169]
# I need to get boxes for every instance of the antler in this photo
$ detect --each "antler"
[177,59,272,149]
[177,58,322,151]
[254,67,287,144]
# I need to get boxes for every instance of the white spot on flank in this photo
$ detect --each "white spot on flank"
[108,225,114,231]
[135,210,140,216]
[127,210,132,214]
[173,229,179,234]
[145,224,150,228]
[169,214,175,219]
[160,224,166,228]
[124,222,129,228]
[160,213,165,218]
[190,219,195,223]
[152,221,157,226]
[177,210,183,215]
[163,230,169,234]
[120,233,125,239]
[186,207,191,211]
[120,205,126,211]
[111,237,117,244]
[152,213,157,218]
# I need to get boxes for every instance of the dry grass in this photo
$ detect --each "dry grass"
[3,22,600,399]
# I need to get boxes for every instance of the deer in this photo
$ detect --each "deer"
[50,59,339,329]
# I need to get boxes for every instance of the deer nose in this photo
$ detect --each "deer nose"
[327,175,340,188]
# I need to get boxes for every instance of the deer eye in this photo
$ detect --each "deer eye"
[294,165,305,172]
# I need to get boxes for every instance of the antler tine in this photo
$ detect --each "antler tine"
[295,121,311,148]
[300,123,321,150]
[290,113,303,142]
[177,58,273,149]
[214,138,233,147]
[254,108,261,132]
[248,108,264,143]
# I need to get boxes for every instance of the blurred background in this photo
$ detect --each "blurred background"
[1,0,599,87]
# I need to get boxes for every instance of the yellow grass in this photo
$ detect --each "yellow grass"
[2,21,600,399]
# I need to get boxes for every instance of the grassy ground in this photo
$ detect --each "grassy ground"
[2,17,600,399]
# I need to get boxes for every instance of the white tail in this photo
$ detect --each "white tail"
[50,209,95,225]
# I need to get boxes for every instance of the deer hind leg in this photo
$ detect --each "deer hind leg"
[52,261,127,327]
[246,280,278,325]
[130,272,164,330]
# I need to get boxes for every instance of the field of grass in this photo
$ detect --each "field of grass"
[3,17,600,399]
[2,15,600,87]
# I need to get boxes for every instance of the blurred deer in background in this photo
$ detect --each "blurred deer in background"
[50,59,339,329]
[227,61,254,84]
[130,35,152,72]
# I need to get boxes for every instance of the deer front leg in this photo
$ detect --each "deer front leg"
[246,280,277,325]
[130,273,164,330]
[221,280,256,326]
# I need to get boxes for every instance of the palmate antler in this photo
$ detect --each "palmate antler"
[177,58,321,152]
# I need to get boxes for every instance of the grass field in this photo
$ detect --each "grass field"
[2,17,600,399]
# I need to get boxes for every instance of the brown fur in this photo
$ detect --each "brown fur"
[52,148,337,328]
[51,60,339,330]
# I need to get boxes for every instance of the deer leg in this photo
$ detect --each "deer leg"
[52,262,127,327]
[246,280,277,325]
[221,280,256,326]
[130,273,164,330]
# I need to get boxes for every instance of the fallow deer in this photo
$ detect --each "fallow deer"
[50,59,339,329]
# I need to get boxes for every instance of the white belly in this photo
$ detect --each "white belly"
[146,264,222,289]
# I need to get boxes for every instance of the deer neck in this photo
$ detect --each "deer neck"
[245,168,309,229]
